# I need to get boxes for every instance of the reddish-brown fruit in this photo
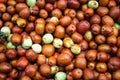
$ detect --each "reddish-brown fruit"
[25,65,37,77]
[0,53,6,63]
[71,32,83,43]
[90,14,101,24]
[39,64,51,77]
[42,44,55,57]
[11,33,22,45]
[57,53,72,66]
[79,40,88,50]
[97,52,109,62]
[86,50,97,61]
[75,57,87,69]
[48,56,56,66]
[68,0,80,9]
[108,57,120,71]
[6,49,17,60]
[83,68,95,80]
[77,20,90,34]
[97,6,109,17]
[66,24,76,35]
[96,63,107,72]
[54,25,65,38]
[26,49,38,62]
[9,69,18,79]
[37,55,46,66]
[60,16,72,27]
[16,57,28,70]
[25,23,35,33]
[57,0,67,10]
[0,62,12,73]
[72,68,83,79]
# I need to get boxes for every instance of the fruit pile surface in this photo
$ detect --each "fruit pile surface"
[0,0,120,80]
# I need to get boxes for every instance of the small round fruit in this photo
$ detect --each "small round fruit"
[55,72,66,80]
[71,44,81,55]
[39,64,51,77]
[88,0,99,9]
[42,33,53,44]
[32,44,42,53]
[63,37,74,48]
[72,68,83,79]
[53,38,63,48]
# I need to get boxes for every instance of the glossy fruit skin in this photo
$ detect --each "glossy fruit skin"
[98,73,109,80]
[30,5,39,15]
[57,53,72,66]
[0,62,12,73]
[45,23,55,33]
[39,64,51,77]
[11,33,22,45]
[72,68,83,79]
[97,6,109,17]
[77,20,90,34]
[2,13,11,21]
[108,57,120,71]
[102,15,114,26]
[25,23,35,33]
[0,53,6,63]
[96,63,107,72]
[65,62,74,71]
[68,0,80,9]
[99,0,109,6]
[84,8,94,17]
[75,57,87,69]
[25,65,37,77]
[83,68,95,80]
[15,3,28,12]
[97,52,109,62]
[16,57,28,70]
[95,34,106,44]
[26,49,38,62]
[90,14,101,24]
[86,50,97,61]
[67,72,73,80]
[87,62,96,70]
[54,25,65,38]
[7,6,15,15]
[37,55,46,66]
[6,48,17,60]
[48,56,56,66]
[101,25,113,36]
[52,9,62,18]
[19,8,30,19]
[1,0,120,79]
[89,41,97,49]
[0,73,6,80]
[79,40,88,51]
[45,3,53,12]
[76,11,84,20]
[98,44,111,53]
[20,76,31,80]
[109,6,120,19]
[60,16,72,27]
[71,32,83,43]
[9,69,18,79]
[42,44,55,57]
[66,24,76,35]
[56,0,67,10]
[112,69,120,80]
[0,3,6,13]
